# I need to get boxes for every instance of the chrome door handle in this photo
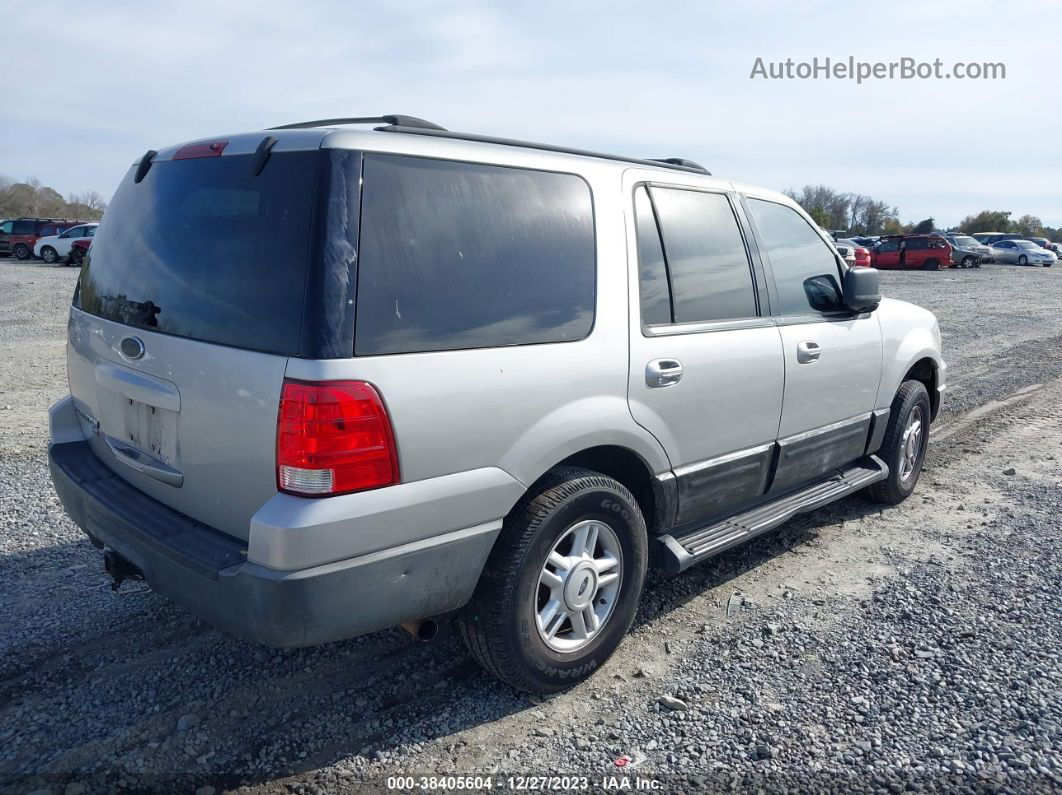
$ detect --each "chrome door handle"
[796,341,821,363]
[646,359,683,388]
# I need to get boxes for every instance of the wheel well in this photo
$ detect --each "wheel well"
[904,358,939,420]
[548,446,660,533]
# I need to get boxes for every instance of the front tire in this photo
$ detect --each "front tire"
[961,256,975,268]
[460,467,648,694]
[1018,255,1028,265]
[865,381,931,505]
[922,258,941,271]
[40,246,58,264]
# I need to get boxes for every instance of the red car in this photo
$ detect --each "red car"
[67,237,92,266]
[1,218,85,260]
[871,235,953,270]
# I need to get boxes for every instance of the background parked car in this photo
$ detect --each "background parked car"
[849,236,879,248]
[836,238,872,267]
[991,239,1057,266]
[832,238,857,266]
[34,223,98,264]
[945,234,992,267]
[0,217,85,259]
[871,235,953,270]
[1028,236,1052,250]
[973,232,1024,245]
[66,237,91,267]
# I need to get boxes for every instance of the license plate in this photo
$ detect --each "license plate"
[121,398,179,467]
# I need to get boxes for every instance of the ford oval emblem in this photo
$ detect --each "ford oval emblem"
[120,336,146,360]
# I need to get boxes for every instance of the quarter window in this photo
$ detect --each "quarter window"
[746,199,843,316]
[355,155,596,356]
[648,187,757,323]
[633,186,672,325]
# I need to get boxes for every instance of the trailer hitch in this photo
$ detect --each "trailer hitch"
[103,548,144,591]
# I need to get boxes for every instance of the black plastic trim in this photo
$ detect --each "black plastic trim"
[771,413,873,493]
[251,135,279,176]
[866,408,891,454]
[133,150,157,184]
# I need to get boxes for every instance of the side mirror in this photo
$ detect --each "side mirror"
[843,267,881,313]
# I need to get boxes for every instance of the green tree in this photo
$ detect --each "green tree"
[1013,214,1044,237]
[912,217,935,234]
[956,210,1012,234]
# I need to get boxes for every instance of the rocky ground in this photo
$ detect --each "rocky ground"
[1,260,1060,793]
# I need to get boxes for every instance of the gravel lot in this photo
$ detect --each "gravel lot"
[2,260,1061,793]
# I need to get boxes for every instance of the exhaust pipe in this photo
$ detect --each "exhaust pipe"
[401,619,439,642]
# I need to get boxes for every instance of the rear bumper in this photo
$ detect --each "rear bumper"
[49,440,501,647]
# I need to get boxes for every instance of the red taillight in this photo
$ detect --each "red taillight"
[173,141,228,160]
[276,379,399,497]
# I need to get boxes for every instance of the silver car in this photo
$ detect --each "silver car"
[48,115,945,693]
[992,239,1057,266]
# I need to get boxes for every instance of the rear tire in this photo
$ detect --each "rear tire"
[922,259,940,271]
[865,380,931,506]
[961,256,975,268]
[13,244,30,260]
[460,466,648,694]
[40,246,58,264]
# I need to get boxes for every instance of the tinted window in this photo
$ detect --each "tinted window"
[77,151,318,355]
[633,186,672,325]
[747,199,842,316]
[906,237,928,250]
[355,155,595,356]
[650,188,756,323]
[12,220,34,235]
[0,221,12,234]
[879,241,899,252]
[86,226,96,237]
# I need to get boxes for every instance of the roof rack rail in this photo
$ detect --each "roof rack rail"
[268,115,447,131]
[379,125,712,175]
[266,115,711,175]
[649,157,709,172]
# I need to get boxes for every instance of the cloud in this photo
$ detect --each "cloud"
[0,0,1059,226]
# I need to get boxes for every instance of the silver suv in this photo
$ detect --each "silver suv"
[48,115,945,693]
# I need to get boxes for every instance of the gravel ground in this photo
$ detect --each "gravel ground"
[1,259,1061,793]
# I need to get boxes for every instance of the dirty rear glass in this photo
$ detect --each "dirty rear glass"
[76,151,318,355]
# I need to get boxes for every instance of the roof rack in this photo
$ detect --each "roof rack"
[266,115,711,175]
[268,115,447,132]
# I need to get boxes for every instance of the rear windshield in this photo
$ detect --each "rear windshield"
[76,148,597,358]
[76,151,318,355]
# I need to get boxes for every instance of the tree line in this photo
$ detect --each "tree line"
[0,175,107,222]
[785,184,1059,240]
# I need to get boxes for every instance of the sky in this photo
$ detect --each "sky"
[1,0,1060,228]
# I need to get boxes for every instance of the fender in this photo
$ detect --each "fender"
[874,298,945,411]
[498,394,672,488]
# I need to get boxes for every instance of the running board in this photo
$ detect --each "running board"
[657,456,888,575]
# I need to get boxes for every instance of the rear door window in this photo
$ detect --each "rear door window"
[746,198,843,316]
[648,187,757,323]
[12,220,34,235]
[76,151,318,355]
[354,155,595,356]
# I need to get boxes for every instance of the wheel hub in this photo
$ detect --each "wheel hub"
[535,519,623,653]
[563,562,598,611]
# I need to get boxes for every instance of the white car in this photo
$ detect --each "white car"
[991,239,1057,267]
[34,223,98,265]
